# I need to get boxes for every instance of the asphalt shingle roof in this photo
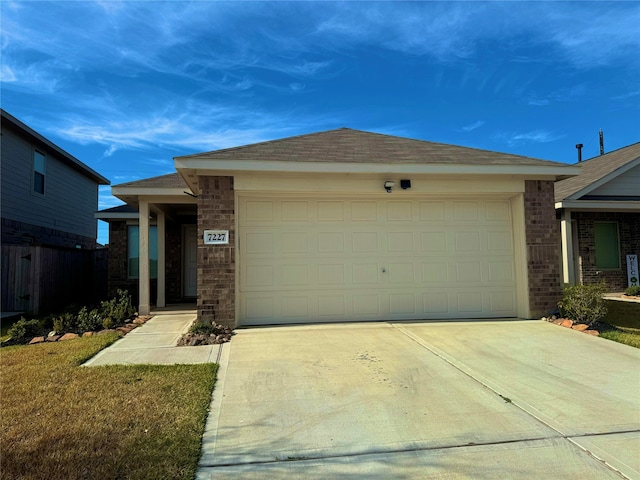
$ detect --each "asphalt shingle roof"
[555,142,640,202]
[177,128,567,167]
[115,173,187,189]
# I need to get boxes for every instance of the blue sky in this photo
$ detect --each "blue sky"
[2,1,639,245]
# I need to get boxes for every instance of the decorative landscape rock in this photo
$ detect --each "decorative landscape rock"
[560,319,574,328]
[29,336,45,344]
[177,321,234,346]
[571,324,589,331]
[59,333,79,341]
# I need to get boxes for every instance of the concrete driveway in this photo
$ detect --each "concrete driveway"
[197,320,640,479]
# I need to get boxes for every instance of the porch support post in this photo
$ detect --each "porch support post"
[561,210,575,285]
[139,200,151,315]
[157,210,166,308]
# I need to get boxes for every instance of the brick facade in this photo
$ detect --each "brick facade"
[107,221,140,303]
[197,176,235,327]
[108,219,188,306]
[2,217,96,249]
[524,180,563,318]
[573,211,640,291]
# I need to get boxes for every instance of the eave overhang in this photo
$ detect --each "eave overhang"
[555,200,640,212]
[175,159,580,193]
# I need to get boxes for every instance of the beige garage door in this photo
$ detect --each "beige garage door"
[238,196,516,325]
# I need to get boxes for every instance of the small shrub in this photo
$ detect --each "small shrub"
[625,285,640,297]
[53,312,77,334]
[558,282,608,326]
[189,322,215,335]
[77,307,103,333]
[100,289,136,324]
[7,317,42,341]
[102,318,114,330]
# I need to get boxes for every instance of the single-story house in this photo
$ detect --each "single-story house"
[555,142,640,290]
[97,128,579,327]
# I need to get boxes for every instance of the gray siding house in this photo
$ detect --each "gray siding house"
[1,109,110,314]
[1,109,109,248]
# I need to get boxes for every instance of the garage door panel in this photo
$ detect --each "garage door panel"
[281,265,309,287]
[318,295,346,317]
[389,293,416,315]
[281,296,310,318]
[352,263,379,285]
[419,201,446,221]
[421,262,448,283]
[387,232,414,252]
[422,292,450,314]
[457,292,484,313]
[352,231,379,252]
[486,202,510,221]
[317,232,345,253]
[353,294,381,316]
[239,196,517,324]
[490,292,516,313]
[282,201,309,221]
[281,232,309,253]
[387,201,413,221]
[421,231,448,252]
[318,264,345,286]
[388,263,415,284]
[245,200,274,222]
[453,201,480,221]
[351,201,378,221]
[488,260,515,282]
[317,201,344,221]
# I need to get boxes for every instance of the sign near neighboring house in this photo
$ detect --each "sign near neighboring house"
[204,230,229,245]
[627,255,639,287]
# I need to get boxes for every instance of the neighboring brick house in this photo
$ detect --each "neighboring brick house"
[1,109,110,248]
[98,128,578,326]
[555,143,640,291]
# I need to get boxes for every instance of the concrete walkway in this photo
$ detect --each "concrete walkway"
[198,320,640,479]
[83,306,221,366]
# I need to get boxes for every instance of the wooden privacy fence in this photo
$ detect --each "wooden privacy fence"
[1,245,108,315]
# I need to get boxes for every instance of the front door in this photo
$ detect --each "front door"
[183,225,197,297]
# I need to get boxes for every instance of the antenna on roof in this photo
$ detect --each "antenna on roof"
[575,143,583,162]
[599,129,605,155]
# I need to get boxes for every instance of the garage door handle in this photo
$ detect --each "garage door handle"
[382,267,386,273]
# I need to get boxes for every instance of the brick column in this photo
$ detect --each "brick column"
[197,176,235,327]
[524,180,562,317]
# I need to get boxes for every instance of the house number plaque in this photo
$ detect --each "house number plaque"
[203,230,229,245]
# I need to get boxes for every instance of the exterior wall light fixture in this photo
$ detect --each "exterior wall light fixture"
[384,181,395,193]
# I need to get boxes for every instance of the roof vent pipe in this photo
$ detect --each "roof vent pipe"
[599,129,605,155]
[576,143,583,163]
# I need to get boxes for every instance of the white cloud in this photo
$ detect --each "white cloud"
[460,121,485,132]
[497,130,566,146]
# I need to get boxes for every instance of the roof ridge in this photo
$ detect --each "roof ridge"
[176,127,562,164]
[578,141,640,164]
[179,127,354,159]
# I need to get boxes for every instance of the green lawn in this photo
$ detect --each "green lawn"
[600,299,640,349]
[0,334,217,480]
[600,329,640,349]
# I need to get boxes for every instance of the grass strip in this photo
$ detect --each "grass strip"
[600,329,640,349]
[0,334,217,480]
